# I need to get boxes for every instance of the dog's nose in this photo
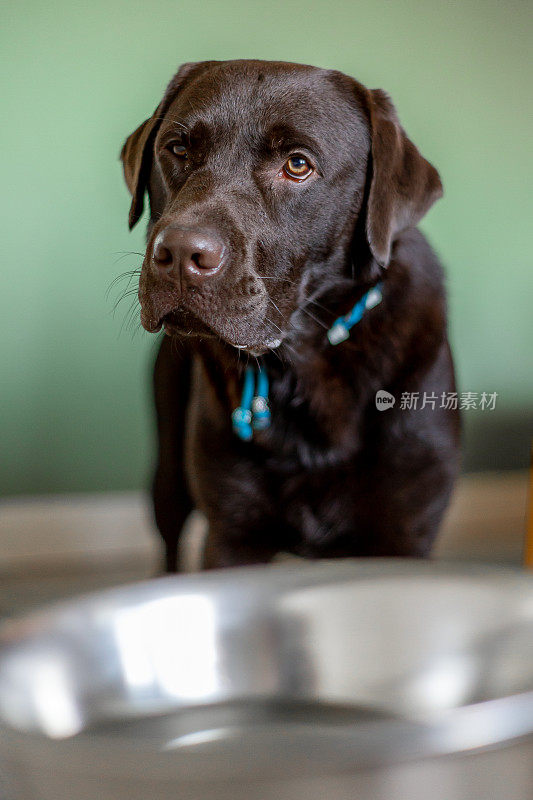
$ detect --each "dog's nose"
[152,227,226,283]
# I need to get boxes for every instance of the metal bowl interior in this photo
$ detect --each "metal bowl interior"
[1,560,533,769]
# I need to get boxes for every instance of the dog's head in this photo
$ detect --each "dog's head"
[121,60,442,354]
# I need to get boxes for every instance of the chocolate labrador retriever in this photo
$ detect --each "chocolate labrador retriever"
[120,59,460,571]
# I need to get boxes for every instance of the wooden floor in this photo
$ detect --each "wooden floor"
[0,471,529,619]
[0,558,154,619]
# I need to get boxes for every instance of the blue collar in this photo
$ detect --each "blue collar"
[231,365,270,442]
[326,282,383,345]
[232,283,383,441]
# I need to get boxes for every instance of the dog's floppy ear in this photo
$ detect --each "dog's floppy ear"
[363,88,443,267]
[120,114,161,229]
[120,61,212,230]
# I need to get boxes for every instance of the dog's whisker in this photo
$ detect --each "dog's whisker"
[280,340,303,363]
[111,256,142,272]
[125,300,141,330]
[261,276,298,284]
[106,270,141,294]
[106,269,141,300]
[265,316,283,334]
[298,305,329,330]
[112,250,145,259]
[111,288,139,316]
[268,344,284,364]
[267,297,284,318]
[128,319,143,340]
[303,296,331,315]
[118,296,141,339]
[170,332,187,358]
[267,298,290,339]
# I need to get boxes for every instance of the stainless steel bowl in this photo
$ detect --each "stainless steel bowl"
[1,560,533,800]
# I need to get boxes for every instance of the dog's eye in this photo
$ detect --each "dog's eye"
[283,155,313,181]
[169,143,188,159]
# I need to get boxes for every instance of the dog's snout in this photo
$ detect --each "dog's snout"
[152,227,226,283]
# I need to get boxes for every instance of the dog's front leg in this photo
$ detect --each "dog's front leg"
[152,336,195,572]
[202,527,279,570]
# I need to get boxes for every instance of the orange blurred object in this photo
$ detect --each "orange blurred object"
[525,444,533,568]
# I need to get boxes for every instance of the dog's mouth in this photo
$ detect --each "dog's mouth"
[160,308,215,339]
[147,306,284,356]
[139,258,289,353]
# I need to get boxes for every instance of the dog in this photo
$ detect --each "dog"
[120,59,460,572]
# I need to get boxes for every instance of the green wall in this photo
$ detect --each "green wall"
[2,0,532,496]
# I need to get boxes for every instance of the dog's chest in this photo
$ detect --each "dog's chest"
[261,357,363,459]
